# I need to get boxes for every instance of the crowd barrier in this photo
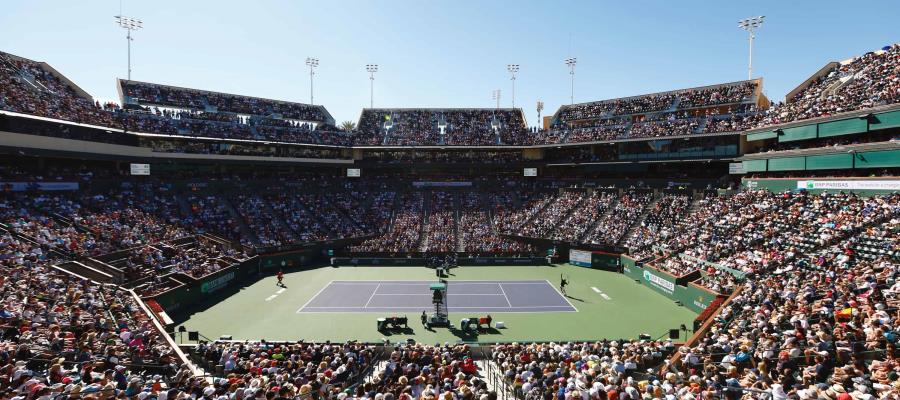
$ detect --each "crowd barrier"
[620,255,721,314]
[151,256,261,313]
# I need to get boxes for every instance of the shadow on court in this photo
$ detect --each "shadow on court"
[378,327,416,336]
[566,295,586,302]
[448,326,503,341]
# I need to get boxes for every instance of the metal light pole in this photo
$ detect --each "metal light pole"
[565,57,577,105]
[738,16,765,80]
[366,64,378,108]
[115,15,143,81]
[305,58,318,104]
[536,100,544,129]
[507,64,519,108]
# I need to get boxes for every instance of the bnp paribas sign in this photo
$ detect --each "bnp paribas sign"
[798,180,900,191]
[643,270,675,294]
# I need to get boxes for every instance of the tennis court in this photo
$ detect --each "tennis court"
[297,280,576,313]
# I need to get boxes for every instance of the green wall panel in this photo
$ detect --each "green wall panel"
[871,110,900,131]
[742,178,796,193]
[767,157,806,171]
[856,149,900,168]
[743,159,767,172]
[779,125,818,142]
[746,131,777,142]
[818,118,868,137]
[806,153,853,170]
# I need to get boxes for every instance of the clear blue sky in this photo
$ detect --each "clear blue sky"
[1,0,897,126]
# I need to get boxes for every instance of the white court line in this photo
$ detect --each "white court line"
[545,279,579,312]
[302,305,576,309]
[297,309,578,314]
[600,294,611,300]
[298,280,577,313]
[265,295,278,302]
[372,293,505,296]
[276,288,286,294]
[363,283,382,309]
[329,280,549,285]
[591,287,601,293]
[497,283,513,307]
[296,280,336,313]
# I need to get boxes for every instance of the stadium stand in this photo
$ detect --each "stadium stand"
[354,108,529,146]
[1,41,900,400]
[755,44,900,128]
[550,80,764,143]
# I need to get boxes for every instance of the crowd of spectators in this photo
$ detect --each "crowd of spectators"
[123,238,247,282]
[584,192,653,246]
[8,45,900,150]
[549,191,617,242]
[558,93,678,122]
[492,340,675,400]
[654,193,899,399]
[756,44,900,128]
[458,193,534,254]
[354,109,528,146]
[626,194,691,259]
[0,51,117,127]
[557,81,757,123]
[183,194,245,243]
[628,116,701,139]
[518,191,585,238]
[3,164,900,400]
[485,190,900,400]
[679,82,758,109]
[122,81,328,121]
[7,46,900,150]
[351,192,424,253]
[492,192,555,235]
[231,194,292,247]
[0,192,199,399]
[362,151,523,164]
[366,343,487,400]
[420,192,457,253]
[266,194,331,245]
[562,125,631,143]
[193,340,375,399]
[1,193,189,257]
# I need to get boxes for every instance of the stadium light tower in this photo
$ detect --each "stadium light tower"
[305,58,318,104]
[536,100,544,128]
[565,57,577,105]
[366,64,378,108]
[738,16,765,80]
[507,64,519,108]
[114,15,143,81]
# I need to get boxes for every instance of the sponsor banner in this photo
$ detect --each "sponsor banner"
[201,271,235,294]
[347,168,361,177]
[569,249,592,267]
[412,181,472,188]
[523,168,538,177]
[797,180,900,191]
[0,182,79,191]
[643,270,675,294]
[728,163,745,175]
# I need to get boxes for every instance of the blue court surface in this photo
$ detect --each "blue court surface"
[297,280,577,313]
